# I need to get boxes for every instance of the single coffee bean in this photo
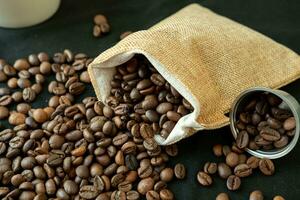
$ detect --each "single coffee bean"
[137,177,155,195]
[259,158,275,175]
[246,156,260,169]
[79,185,99,199]
[213,144,223,157]
[249,190,264,200]
[226,175,241,191]
[9,112,26,125]
[197,171,212,186]
[203,162,217,175]
[236,130,249,149]
[226,152,239,168]
[256,101,269,115]
[0,106,9,119]
[160,168,174,182]
[283,117,296,131]
[218,163,232,179]
[146,190,160,200]
[216,193,230,200]
[274,135,289,148]
[159,189,174,200]
[234,164,252,177]
[0,95,12,106]
[174,163,186,179]
[273,195,285,200]
[260,127,281,141]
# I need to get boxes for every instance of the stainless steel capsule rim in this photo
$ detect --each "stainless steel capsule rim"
[230,87,300,159]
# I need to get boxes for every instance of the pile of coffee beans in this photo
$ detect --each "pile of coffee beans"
[0,51,189,200]
[93,14,111,38]
[106,55,193,140]
[197,144,276,193]
[216,191,285,200]
[235,93,295,151]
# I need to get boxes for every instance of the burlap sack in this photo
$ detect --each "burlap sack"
[88,3,300,145]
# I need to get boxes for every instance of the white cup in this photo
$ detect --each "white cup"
[0,0,61,28]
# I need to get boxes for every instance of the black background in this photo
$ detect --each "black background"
[0,0,300,199]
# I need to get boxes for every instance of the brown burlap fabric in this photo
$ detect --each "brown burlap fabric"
[88,4,300,145]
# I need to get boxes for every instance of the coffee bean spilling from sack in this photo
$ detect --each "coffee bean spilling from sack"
[235,93,295,151]
[107,55,193,140]
[0,52,190,199]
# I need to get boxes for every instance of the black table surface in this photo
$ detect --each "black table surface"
[1,0,300,199]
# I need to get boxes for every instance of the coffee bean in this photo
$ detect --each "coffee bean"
[197,171,212,186]
[159,189,174,200]
[137,177,154,195]
[273,195,285,200]
[213,144,223,157]
[260,127,280,141]
[160,168,174,182]
[274,135,289,148]
[249,190,264,200]
[9,112,26,125]
[246,156,260,169]
[216,193,230,200]
[236,130,249,149]
[226,152,239,168]
[174,163,186,179]
[156,102,173,114]
[23,88,36,102]
[259,159,275,175]
[79,185,99,199]
[125,154,138,170]
[203,162,217,175]
[218,163,232,179]
[283,117,296,131]
[226,175,241,191]
[0,106,9,119]
[234,164,252,177]
[271,108,292,121]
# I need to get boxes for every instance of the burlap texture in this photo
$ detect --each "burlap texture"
[88,4,300,145]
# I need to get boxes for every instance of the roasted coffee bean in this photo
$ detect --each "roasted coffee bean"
[246,156,260,169]
[137,177,155,195]
[160,189,174,200]
[256,101,269,115]
[213,144,223,157]
[0,95,12,106]
[216,193,230,200]
[0,106,9,119]
[260,127,280,141]
[218,163,232,179]
[197,171,212,186]
[79,185,99,199]
[226,152,239,168]
[249,190,264,200]
[259,159,275,175]
[23,88,36,102]
[236,130,249,149]
[160,168,174,182]
[271,108,292,121]
[283,117,296,131]
[203,162,217,175]
[9,112,26,125]
[234,164,252,177]
[273,196,285,200]
[226,175,241,191]
[125,154,138,170]
[174,163,186,179]
[274,135,289,148]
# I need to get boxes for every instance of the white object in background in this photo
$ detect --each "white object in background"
[0,0,61,28]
